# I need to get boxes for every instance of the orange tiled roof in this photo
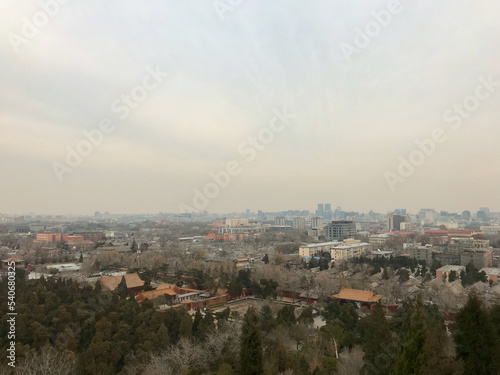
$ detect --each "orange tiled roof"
[2,257,24,263]
[100,272,144,291]
[332,288,382,303]
[136,288,177,303]
[157,283,205,294]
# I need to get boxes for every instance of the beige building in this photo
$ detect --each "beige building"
[299,239,369,262]
[330,241,370,262]
[225,218,249,227]
[299,241,340,257]
[480,225,500,236]
[408,245,434,264]
[369,234,392,247]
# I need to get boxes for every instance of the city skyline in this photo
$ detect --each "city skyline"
[1,204,497,217]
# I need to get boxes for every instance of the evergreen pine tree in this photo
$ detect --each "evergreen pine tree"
[417,322,464,375]
[361,303,397,375]
[240,307,263,375]
[454,293,500,375]
[179,312,193,339]
[260,305,276,334]
[382,267,390,280]
[130,239,138,253]
[117,276,128,299]
[392,296,428,375]
[192,309,203,338]
[198,311,215,339]
[262,254,269,264]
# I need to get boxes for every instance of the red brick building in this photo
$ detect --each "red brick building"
[35,233,62,243]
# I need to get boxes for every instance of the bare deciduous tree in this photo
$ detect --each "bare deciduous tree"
[16,345,77,375]
[336,346,364,375]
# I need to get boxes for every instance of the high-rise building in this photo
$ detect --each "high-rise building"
[477,211,488,220]
[293,217,306,229]
[325,204,332,212]
[311,217,323,229]
[387,213,405,231]
[479,207,490,215]
[275,216,286,226]
[324,221,356,241]
[462,211,471,219]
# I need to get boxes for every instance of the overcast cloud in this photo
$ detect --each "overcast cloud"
[1,0,499,215]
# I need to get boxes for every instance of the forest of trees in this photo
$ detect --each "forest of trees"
[1,269,500,374]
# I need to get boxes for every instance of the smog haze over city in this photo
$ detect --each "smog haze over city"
[1,1,499,216]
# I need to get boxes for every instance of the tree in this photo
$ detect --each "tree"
[260,279,278,299]
[130,239,138,253]
[276,305,296,326]
[227,277,243,296]
[430,260,442,275]
[418,322,464,375]
[17,345,77,375]
[179,312,193,339]
[117,275,128,299]
[382,267,390,280]
[240,307,263,375]
[298,306,314,327]
[448,270,458,282]
[454,293,500,375]
[398,269,410,283]
[192,309,203,338]
[392,297,429,375]
[260,305,276,334]
[79,252,84,263]
[262,254,269,264]
[360,303,397,375]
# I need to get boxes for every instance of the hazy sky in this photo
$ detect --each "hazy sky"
[1,0,499,215]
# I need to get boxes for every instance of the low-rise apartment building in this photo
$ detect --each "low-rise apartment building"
[299,240,369,262]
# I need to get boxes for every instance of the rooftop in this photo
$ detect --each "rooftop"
[100,272,144,291]
[480,268,500,276]
[436,265,465,273]
[301,241,340,248]
[332,288,382,303]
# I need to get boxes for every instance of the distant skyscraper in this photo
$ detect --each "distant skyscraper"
[479,207,490,216]
[477,211,488,220]
[462,211,471,219]
[387,213,405,231]
[275,216,286,226]
[325,203,331,212]
[324,220,356,241]
[293,217,306,229]
[311,217,323,229]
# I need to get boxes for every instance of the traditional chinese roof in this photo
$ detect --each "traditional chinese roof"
[2,257,24,263]
[136,288,177,303]
[100,272,144,291]
[332,288,381,303]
